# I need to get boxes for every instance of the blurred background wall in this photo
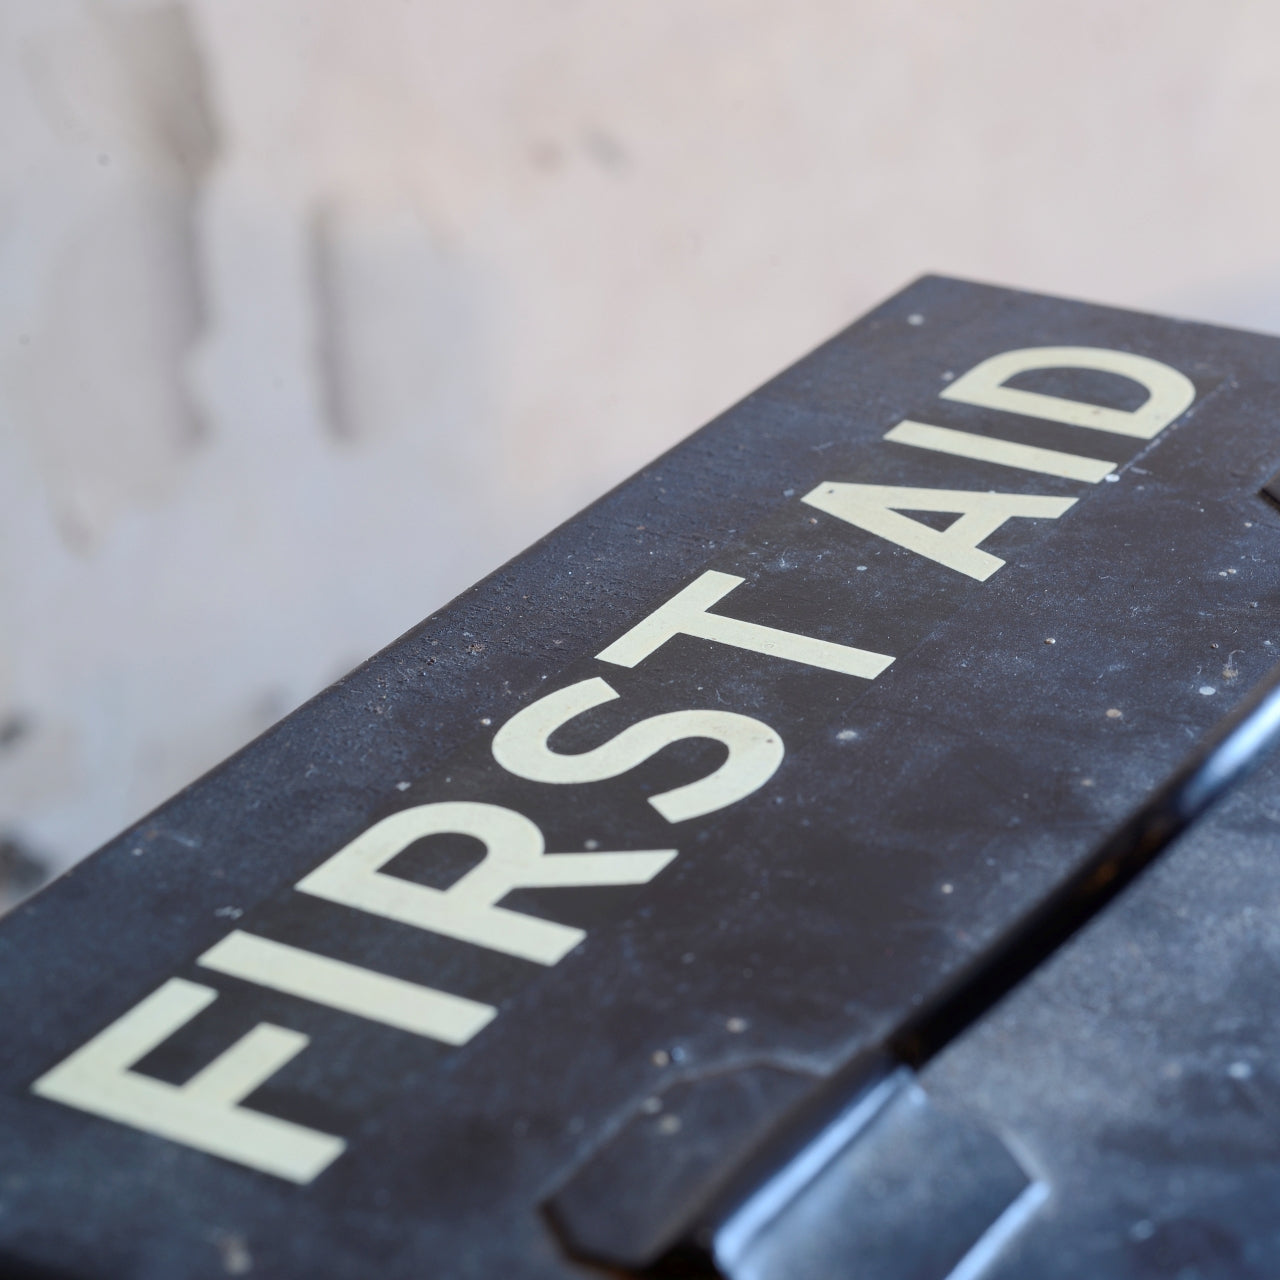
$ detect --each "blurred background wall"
[3,0,1280,905]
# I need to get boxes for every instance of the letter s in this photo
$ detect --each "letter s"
[492,677,784,824]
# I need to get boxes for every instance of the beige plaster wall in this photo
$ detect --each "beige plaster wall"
[2,0,1279,903]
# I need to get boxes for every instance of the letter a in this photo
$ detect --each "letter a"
[802,483,1075,581]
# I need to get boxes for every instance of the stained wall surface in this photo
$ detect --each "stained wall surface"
[3,0,1279,902]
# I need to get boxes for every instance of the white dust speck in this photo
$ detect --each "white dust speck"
[658,1114,682,1135]
[641,1096,663,1114]
[1228,1060,1253,1080]
[836,729,858,743]
[726,1016,749,1033]
[1104,474,1119,483]
[214,1233,252,1276]
[1199,686,1216,696]
[395,781,411,791]
[907,313,924,326]
[941,883,954,895]
[651,1049,671,1067]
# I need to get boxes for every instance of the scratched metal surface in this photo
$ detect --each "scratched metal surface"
[1,276,1278,1278]
[920,747,1280,1280]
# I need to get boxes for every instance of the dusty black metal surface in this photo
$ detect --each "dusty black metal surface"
[703,663,1280,1280]
[919,742,1280,1280]
[2,276,1280,1279]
